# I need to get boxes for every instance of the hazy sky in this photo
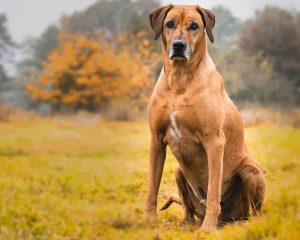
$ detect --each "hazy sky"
[1,0,300,43]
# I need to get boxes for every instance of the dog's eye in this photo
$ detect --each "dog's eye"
[166,21,175,29]
[189,22,199,31]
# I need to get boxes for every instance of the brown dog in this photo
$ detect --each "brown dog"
[145,5,266,231]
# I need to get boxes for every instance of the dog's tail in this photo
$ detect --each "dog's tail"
[159,194,182,211]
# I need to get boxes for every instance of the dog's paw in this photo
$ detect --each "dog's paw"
[145,210,157,220]
[201,218,217,232]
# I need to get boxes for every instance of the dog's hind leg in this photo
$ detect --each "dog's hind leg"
[175,167,197,223]
[220,174,250,224]
[239,157,266,215]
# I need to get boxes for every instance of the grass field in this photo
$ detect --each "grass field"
[0,118,299,239]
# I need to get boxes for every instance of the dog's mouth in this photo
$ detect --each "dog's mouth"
[170,55,187,61]
[169,48,190,61]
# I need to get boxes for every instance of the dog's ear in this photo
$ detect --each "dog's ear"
[149,4,173,40]
[196,7,216,43]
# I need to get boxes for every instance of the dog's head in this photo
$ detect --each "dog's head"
[149,5,215,61]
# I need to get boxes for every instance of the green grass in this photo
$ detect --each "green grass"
[0,118,299,239]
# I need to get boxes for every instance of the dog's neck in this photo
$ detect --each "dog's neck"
[162,37,209,92]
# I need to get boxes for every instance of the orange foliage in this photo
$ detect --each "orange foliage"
[27,33,157,111]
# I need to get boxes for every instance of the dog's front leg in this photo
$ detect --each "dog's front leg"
[145,134,166,219]
[201,132,225,231]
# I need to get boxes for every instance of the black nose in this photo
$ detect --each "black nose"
[173,40,186,50]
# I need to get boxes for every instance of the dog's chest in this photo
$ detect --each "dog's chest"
[165,107,199,147]
[155,92,200,142]
[152,86,210,145]
[159,97,205,160]
[153,77,214,142]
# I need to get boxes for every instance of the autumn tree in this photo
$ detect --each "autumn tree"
[15,0,159,113]
[27,34,154,112]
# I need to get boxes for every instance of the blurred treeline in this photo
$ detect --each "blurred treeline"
[0,0,299,119]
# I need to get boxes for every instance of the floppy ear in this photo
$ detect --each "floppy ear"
[196,7,216,43]
[149,4,173,40]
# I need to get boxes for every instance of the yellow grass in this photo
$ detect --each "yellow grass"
[0,118,299,239]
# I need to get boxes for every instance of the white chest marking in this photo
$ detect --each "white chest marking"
[170,111,182,142]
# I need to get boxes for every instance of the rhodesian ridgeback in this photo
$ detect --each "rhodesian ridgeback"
[145,4,266,231]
